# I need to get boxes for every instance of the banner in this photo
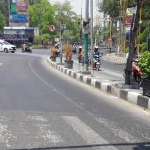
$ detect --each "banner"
[9,0,29,26]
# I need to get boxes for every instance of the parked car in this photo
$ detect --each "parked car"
[0,40,16,53]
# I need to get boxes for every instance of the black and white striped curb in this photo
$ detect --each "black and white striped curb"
[47,57,150,111]
[107,57,126,63]
[105,54,126,63]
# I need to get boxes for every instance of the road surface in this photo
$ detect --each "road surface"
[0,51,149,149]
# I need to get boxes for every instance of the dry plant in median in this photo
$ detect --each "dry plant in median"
[64,44,72,61]
[50,47,57,56]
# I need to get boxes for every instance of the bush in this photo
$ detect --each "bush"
[141,43,147,52]
[141,28,149,43]
[138,51,150,79]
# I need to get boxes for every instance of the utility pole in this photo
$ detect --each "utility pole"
[90,0,94,75]
[83,0,89,71]
[60,4,63,64]
[109,17,112,53]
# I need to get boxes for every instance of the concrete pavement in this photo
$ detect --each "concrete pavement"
[47,56,150,111]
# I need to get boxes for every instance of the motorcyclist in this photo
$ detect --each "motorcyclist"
[72,44,76,53]
[78,46,82,55]
[23,42,28,52]
[55,43,59,49]
[78,46,84,63]
[94,46,99,55]
[55,43,60,57]
[132,59,140,82]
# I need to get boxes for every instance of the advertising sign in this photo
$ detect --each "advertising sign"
[34,27,39,36]
[9,0,29,27]
[125,15,133,25]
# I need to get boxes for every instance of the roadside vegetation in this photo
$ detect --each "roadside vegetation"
[0,0,80,45]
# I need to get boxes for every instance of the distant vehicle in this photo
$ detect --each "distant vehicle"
[0,40,16,53]
[22,43,32,53]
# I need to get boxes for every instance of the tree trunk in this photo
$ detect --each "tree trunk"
[125,0,143,85]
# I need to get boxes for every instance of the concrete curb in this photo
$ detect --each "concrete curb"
[47,57,150,110]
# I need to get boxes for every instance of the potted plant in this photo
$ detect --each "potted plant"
[64,44,73,69]
[138,51,150,97]
[50,47,57,62]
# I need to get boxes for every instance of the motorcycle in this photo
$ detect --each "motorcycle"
[133,69,143,87]
[22,46,32,53]
[123,68,143,87]
[93,55,101,71]
[56,49,60,57]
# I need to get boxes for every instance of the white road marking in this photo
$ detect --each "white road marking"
[62,116,118,150]
[27,115,47,122]
[36,124,63,144]
[95,117,138,143]
[0,123,15,148]
[0,63,3,65]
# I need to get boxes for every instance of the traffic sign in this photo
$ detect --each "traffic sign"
[108,38,112,42]
[49,25,56,32]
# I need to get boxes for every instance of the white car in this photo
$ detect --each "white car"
[0,40,16,53]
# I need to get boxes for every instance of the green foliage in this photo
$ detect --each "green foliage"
[141,43,147,52]
[34,36,42,45]
[125,47,129,53]
[141,28,149,43]
[0,12,6,33]
[0,0,9,26]
[43,33,50,45]
[98,0,136,21]
[138,51,150,79]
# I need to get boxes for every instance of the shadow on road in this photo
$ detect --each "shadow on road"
[9,142,150,150]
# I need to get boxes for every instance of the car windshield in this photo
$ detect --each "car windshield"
[2,41,11,45]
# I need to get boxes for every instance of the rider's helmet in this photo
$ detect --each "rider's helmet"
[55,44,58,48]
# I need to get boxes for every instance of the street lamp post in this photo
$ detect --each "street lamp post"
[55,9,67,64]
[83,0,89,71]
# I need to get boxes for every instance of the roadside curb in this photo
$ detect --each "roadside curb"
[104,54,126,64]
[47,57,150,111]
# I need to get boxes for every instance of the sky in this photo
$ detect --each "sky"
[49,0,97,17]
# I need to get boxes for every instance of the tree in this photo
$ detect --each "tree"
[0,0,9,26]
[0,12,6,33]
[125,0,144,85]
[29,0,57,44]
[52,0,80,43]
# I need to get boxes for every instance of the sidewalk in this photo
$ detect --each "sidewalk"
[103,53,126,64]
[46,57,150,111]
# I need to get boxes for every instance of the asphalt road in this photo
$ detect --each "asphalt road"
[29,48,125,81]
[0,51,149,150]
[26,48,124,73]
